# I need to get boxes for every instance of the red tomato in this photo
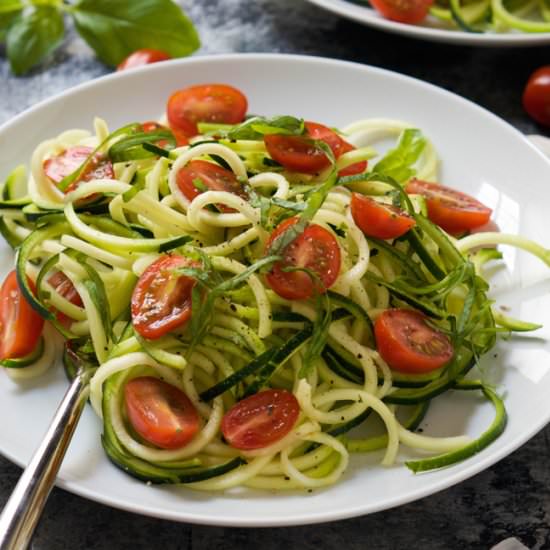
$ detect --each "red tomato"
[131,255,197,340]
[171,126,190,147]
[176,159,247,213]
[124,376,199,449]
[523,66,550,127]
[374,309,453,373]
[370,0,433,23]
[167,84,247,138]
[266,217,341,300]
[351,193,415,239]
[0,271,44,360]
[117,49,171,71]
[305,121,367,177]
[43,146,114,196]
[47,271,83,326]
[221,389,300,450]
[264,134,330,175]
[405,179,492,234]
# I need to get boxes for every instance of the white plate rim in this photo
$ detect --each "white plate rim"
[1,53,549,527]
[306,0,550,46]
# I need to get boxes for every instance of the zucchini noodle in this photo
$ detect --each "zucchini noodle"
[0,95,547,495]
[349,0,550,34]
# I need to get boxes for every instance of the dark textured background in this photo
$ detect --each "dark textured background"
[1,1,550,548]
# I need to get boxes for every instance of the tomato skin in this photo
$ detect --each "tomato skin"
[221,389,300,450]
[305,122,367,177]
[44,146,114,198]
[117,49,171,71]
[124,376,199,450]
[265,217,341,300]
[176,159,246,213]
[131,255,197,340]
[264,134,330,175]
[351,193,415,239]
[167,84,247,138]
[0,271,44,360]
[370,0,433,23]
[47,271,83,326]
[523,66,550,127]
[374,309,453,373]
[405,179,492,234]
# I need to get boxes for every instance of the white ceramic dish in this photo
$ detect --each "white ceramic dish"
[306,0,550,46]
[1,54,550,527]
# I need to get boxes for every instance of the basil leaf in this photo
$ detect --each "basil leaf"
[300,292,332,378]
[6,6,64,76]
[372,128,426,183]
[0,1,23,43]
[108,129,176,162]
[224,116,305,140]
[71,0,200,67]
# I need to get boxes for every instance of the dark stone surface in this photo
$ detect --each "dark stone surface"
[1,1,550,548]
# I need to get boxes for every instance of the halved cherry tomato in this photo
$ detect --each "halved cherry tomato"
[176,159,247,213]
[351,193,415,239]
[0,271,44,360]
[117,49,171,71]
[305,122,367,177]
[221,389,300,450]
[523,66,550,127]
[43,146,114,197]
[124,376,199,449]
[264,134,330,175]
[265,217,341,300]
[167,84,247,139]
[370,0,433,24]
[47,271,83,326]
[374,309,453,374]
[405,179,492,235]
[131,255,197,340]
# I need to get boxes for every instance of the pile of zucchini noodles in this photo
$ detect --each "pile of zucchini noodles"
[0,112,547,492]
[430,0,550,33]
[351,0,550,33]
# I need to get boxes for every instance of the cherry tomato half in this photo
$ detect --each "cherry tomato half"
[221,389,300,450]
[305,122,367,177]
[374,308,453,374]
[264,134,330,175]
[351,193,415,240]
[43,146,114,195]
[370,0,433,24]
[523,66,550,127]
[47,271,83,326]
[124,376,199,449]
[0,271,44,360]
[131,255,197,340]
[405,179,492,235]
[265,217,341,300]
[176,159,247,213]
[117,49,171,71]
[167,84,248,138]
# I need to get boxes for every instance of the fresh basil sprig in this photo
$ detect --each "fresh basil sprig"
[372,128,426,184]
[220,116,305,141]
[1,0,200,76]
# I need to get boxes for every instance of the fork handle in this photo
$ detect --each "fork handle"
[0,369,91,550]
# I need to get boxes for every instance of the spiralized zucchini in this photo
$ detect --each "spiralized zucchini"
[1,104,547,493]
